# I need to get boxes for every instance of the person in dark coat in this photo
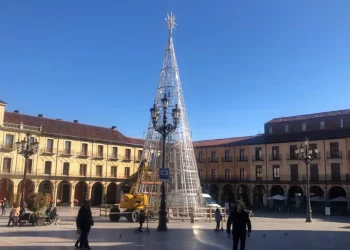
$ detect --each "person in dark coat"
[227,203,252,250]
[138,210,146,232]
[76,201,94,249]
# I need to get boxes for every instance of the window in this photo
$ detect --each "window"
[111,166,117,178]
[5,134,14,148]
[211,169,217,180]
[272,146,279,160]
[198,151,204,162]
[239,168,246,181]
[225,169,231,181]
[64,141,71,154]
[320,121,325,130]
[255,147,262,160]
[268,126,272,134]
[329,142,340,158]
[2,158,11,173]
[239,149,246,161]
[80,164,87,176]
[302,123,307,131]
[331,163,341,182]
[290,164,298,181]
[27,159,33,174]
[224,150,231,161]
[211,151,217,162]
[112,147,118,159]
[125,149,131,160]
[284,124,289,133]
[63,162,70,176]
[46,139,54,152]
[98,145,104,157]
[310,164,319,181]
[137,150,143,160]
[96,165,103,177]
[124,167,130,178]
[273,165,280,180]
[198,169,204,179]
[44,161,52,175]
[256,165,263,180]
[340,118,344,128]
[82,143,88,156]
[289,145,297,159]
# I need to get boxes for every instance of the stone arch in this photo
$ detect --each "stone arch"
[0,178,14,204]
[328,186,347,200]
[201,184,210,194]
[75,181,88,203]
[287,185,304,208]
[237,184,250,205]
[310,186,324,197]
[253,185,266,207]
[209,184,220,203]
[106,182,117,204]
[57,180,71,205]
[38,180,53,196]
[91,182,104,206]
[221,184,234,203]
[18,179,35,203]
[288,185,303,198]
[270,185,284,196]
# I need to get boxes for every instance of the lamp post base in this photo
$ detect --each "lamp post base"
[157,215,168,231]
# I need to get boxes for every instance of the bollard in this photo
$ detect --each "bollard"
[190,207,194,223]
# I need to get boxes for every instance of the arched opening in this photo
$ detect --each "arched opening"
[106,182,117,204]
[75,181,88,204]
[91,182,103,206]
[209,184,220,204]
[221,184,234,204]
[288,186,304,211]
[201,184,209,194]
[237,185,250,205]
[328,186,347,214]
[310,186,325,213]
[253,185,265,208]
[18,179,35,203]
[121,183,131,194]
[270,185,284,196]
[57,180,71,205]
[38,180,53,197]
[0,178,14,204]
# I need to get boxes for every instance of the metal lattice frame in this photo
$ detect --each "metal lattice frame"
[136,13,203,213]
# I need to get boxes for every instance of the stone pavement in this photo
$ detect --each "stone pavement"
[0,212,349,249]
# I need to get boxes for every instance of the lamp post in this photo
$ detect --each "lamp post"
[16,133,39,208]
[150,93,180,231]
[295,138,318,223]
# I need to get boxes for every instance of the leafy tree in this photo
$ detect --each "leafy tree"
[27,192,49,216]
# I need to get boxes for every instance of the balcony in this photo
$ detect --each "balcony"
[77,151,91,158]
[326,151,342,159]
[122,155,132,161]
[236,156,248,162]
[221,156,233,162]
[208,157,219,163]
[268,154,282,161]
[92,153,105,159]
[197,157,206,163]
[286,154,299,160]
[108,154,119,161]
[40,148,56,155]
[135,157,142,162]
[1,144,15,151]
[59,149,74,157]
[252,155,264,161]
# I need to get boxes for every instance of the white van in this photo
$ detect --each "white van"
[202,193,221,208]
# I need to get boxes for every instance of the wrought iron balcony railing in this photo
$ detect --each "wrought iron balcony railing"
[252,155,264,161]
[326,151,342,159]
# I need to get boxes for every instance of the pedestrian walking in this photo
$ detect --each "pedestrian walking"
[227,203,252,250]
[214,208,222,231]
[76,200,94,249]
[1,198,7,215]
[137,210,146,232]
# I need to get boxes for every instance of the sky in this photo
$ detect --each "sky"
[1,1,350,141]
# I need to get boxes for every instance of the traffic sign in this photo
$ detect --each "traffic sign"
[159,168,170,182]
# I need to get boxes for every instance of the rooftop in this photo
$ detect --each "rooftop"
[0,100,7,105]
[4,111,144,146]
[266,109,350,124]
[192,136,253,148]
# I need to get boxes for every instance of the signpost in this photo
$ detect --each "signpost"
[159,168,170,182]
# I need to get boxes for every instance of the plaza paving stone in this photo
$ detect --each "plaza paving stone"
[0,210,349,249]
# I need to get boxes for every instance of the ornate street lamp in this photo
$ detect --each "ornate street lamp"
[295,138,318,222]
[150,93,180,231]
[16,133,39,208]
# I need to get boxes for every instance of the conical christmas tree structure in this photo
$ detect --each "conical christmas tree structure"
[136,13,203,214]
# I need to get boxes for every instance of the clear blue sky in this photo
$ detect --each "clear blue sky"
[1,1,350,141]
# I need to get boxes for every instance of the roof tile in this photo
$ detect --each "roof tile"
[193,136,253,148]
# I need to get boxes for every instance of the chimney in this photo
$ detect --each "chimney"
[111,126,116,130]
[0,100,7,127]
[14,110,19,113]
[38,114,43,118]
[74,120,79,123]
